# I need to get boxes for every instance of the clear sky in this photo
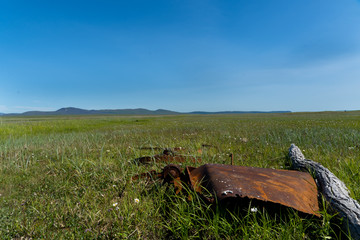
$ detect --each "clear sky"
[1,0,360,113]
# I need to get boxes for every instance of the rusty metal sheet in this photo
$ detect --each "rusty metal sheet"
[186,164,319,216]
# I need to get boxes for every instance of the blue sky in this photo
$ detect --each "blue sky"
[1,0,360,113]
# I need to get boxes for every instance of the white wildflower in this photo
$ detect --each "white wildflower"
[134,198,140,204]
[250,207,258,213]
[113,202,118,207]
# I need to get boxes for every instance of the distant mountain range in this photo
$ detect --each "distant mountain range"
[188,111,291,114]
[1,107,291,116]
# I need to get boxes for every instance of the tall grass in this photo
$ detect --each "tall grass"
[0,112,359,239]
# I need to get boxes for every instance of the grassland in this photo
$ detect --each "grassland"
[1,111,360,239]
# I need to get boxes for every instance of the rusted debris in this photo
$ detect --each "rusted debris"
[134,148,202,164]
[133,163,320,217]
[230,153,234,165]
[131,170,162,181]
[139,145,215,153]
[139,147,185,152]
[186,164,319,216]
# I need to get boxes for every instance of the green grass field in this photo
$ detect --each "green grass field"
[1,112,360,239]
